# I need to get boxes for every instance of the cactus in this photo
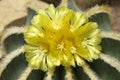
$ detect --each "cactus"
[0,0,120,80]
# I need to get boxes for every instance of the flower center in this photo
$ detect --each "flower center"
[57,42,66,52]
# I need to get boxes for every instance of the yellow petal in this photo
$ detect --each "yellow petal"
[76,44,91,60]
[24,45,48,71]
[87,45,101,60]
[32,10,52,31]
[87,37,101,45]
[55,6,73,24]
[24,25,45,46]
[75,22,97,35]
[46,4,56,20]
[74,54,85,66]
[70,12,88,31]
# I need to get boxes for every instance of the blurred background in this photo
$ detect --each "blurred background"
[0,0,120,32]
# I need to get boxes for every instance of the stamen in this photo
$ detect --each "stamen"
[57,42,66,52]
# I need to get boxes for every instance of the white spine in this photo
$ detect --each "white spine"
[101,31,120,41]
[82,63,101,80]
[17,66,32,80]
[65,67,74,80]
[85,5,110,17]
[0,46,24,76]
[100,53,120,72]
[44,68,55,80]
[1,26,25,43]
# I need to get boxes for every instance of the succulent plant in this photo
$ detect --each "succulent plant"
[0,0,120,80]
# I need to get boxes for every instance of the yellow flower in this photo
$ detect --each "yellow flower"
[24,4,101,71]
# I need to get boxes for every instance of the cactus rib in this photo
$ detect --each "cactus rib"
[17,66,32,80]
[1,26,25,43]
[101,31,120,41]
[0,46,24,76]
[65,66,74,80]
[44,68,55,80]
[100,53,120,72]
[82,63,101,80]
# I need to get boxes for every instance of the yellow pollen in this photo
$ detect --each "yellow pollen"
[57,42,66,52]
